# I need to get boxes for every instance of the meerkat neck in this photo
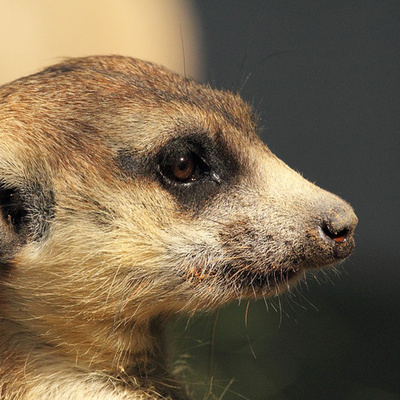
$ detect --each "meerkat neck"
[3,297,181,397]
[36,314,170,375]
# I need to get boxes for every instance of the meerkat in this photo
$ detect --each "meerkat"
[0,55,357,400]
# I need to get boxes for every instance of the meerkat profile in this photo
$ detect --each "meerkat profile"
[0,56,357,399]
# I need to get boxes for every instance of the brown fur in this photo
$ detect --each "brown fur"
[0,56,357,399]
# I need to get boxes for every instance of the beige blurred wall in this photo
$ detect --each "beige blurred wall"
[0,0,204,84]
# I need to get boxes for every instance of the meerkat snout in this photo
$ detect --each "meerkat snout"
[0,55,357,399]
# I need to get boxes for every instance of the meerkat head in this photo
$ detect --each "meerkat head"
[0,56,357,336]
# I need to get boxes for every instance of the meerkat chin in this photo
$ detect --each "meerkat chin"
[0,56,357,400]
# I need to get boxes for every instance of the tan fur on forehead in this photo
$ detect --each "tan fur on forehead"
[8,56,255,134]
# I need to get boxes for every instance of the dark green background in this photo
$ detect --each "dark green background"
[170,1,400,399]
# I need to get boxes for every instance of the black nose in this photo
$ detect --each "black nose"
[319,222,351,244]
[317,205,358,260]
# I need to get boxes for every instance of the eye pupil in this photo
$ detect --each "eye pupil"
[177,157,188,170]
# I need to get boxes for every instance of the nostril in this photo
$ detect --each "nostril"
[321,223,350,243]
[315,206,357,260]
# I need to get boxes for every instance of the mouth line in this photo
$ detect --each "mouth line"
[185,261,308,297]
[185,261,301,297]
[222,265,302,291]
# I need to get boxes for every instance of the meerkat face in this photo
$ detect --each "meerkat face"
[0,56,357,324]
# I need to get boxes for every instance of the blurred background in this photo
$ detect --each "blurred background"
[1,1,399,399]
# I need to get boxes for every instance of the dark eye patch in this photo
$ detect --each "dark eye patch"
[115,132,241,211]
[157,136,213,185]
[156,133,240,209]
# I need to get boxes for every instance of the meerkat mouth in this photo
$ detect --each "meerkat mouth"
[187,262,304,296]
[220,264,304,295]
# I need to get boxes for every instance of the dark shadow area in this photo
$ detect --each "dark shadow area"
[172,1,400,399]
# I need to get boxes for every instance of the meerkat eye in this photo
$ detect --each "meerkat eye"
[170,155,196,182]
[161,152,208,184]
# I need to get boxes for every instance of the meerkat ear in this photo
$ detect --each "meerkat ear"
[0,182,29,237]
[0,179,55,265]
[0,180,27,266]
